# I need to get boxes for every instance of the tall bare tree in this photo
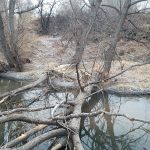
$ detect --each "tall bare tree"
[102,0,131,78]
[0,0,22,71]
[102,0,148,78]
[8,0,23,71]
[0,0,43,71]
[70,0,103,65]
[39,0,56,34]
[0,13,16,69]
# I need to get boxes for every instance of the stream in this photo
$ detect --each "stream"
[81,93,150,150]
[0,79,150,150]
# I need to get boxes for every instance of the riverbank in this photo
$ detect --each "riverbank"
[0,60,150,95]
[0,32,150,95]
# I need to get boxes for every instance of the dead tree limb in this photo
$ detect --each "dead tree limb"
[1,107,150,145]
[0,75,47,100]
[15,0,43,14]
[4,124,47,148]
[1,129,67,150]
[1,105,74,149]
[0,113,57,125]
[50,110,150,124]
[18,129,66,150]
[0,102,74,116]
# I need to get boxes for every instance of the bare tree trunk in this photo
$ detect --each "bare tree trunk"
[70,63,102,149]
[71,38,85,65]
[8,0,22,71]
[0,13,16,69]
[103,0,131,78]
[70,0,102,65]
[9,0,16,35]
[39,0,56,34]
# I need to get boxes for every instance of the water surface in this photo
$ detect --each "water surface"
[81,93,150,150]
[0,79,150,150]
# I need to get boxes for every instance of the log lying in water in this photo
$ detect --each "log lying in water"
[0,71,46,81]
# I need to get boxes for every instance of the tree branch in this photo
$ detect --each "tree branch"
[83,62,149,88]
[0,113,57,125]
[1,129,67,150]
[0,102,74,116]
[0,75,47,101]
[101,4,121,15]
[130,0,148,7]
[4,124,47,148]
[15,0,44,14]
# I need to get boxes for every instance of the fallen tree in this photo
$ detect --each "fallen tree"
[0,63,150,149]
[0,0,150,149]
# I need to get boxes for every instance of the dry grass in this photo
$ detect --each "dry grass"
[109,60,150,93]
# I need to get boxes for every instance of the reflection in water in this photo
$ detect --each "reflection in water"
[0,79,24,94]
[0,79,24,146]
[1,79,150,149]
[80,93,150,150]
[0,79,75,149]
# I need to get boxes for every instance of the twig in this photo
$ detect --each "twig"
[4,124,47,148]
[2,129,67,150]
[51,110,150,124]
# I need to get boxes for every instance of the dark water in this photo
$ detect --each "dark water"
[0,79,24,94]
[80,93,150,150]
[0,79,150,150]
[0,79,22,146]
